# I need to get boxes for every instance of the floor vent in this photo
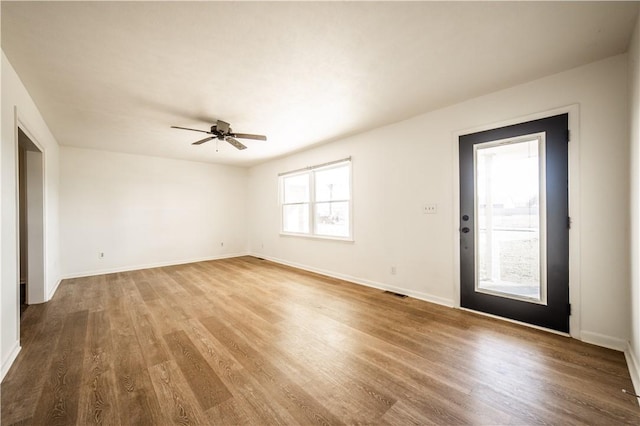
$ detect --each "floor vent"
[383,290,408,299]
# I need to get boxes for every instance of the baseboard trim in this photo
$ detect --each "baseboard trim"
[47,278,63,301]
[61,252,250,280]
[252,253,454,308]
[580,330,627,352]
[1,341,21,381]
[625,344,640,406]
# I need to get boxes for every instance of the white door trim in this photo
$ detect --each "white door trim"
[15,108,48,308]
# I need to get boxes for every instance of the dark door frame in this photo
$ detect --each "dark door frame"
[453,106,580,337]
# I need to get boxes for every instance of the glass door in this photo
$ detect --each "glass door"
[475,135,546,304]
[459,114,569,333]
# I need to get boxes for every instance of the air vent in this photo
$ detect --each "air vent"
[383,290,408,299]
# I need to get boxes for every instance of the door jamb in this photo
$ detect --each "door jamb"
[451,104,580,339]
[14,108,47,310]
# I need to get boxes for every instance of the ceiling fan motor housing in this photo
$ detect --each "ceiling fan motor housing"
[216,120,230,134]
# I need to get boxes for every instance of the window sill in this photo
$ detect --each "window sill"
[279,232,354,243]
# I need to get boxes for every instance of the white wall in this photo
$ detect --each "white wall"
[248,54,630,348]
[1,52,61,378]
[628,12,640,397]
[59,147,248,277]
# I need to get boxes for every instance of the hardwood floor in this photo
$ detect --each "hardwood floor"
[2,256,639,425]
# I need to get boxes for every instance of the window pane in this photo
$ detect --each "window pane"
[283,204,309,233]
[315,201,350,237]
[315,165,350,202]
[283,174,309,204]
[476,138,542,301]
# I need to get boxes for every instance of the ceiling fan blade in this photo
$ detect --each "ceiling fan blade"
[225,137,247,150]
[192,136,215,145]
[230,133,267,141]
[171,126,210,134]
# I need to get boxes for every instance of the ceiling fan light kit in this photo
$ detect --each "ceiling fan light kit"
[171,120,267,151]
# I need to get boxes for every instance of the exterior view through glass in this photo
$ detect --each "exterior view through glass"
[475,136,546,303]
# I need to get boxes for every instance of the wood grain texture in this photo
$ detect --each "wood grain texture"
[77,310,119,426]
[148,361,206,425]
[3,256,640,425]
[111,295,164,426]
[32,309,89,425]
[163,330,232,410]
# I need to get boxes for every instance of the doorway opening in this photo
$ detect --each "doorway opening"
[17,127,45,318]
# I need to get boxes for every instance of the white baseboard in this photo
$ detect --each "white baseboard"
[625,344,640,406]
[580,330,627,352]
[1,341,21,381]
[47,278,63,301]
[252,253,454,308]
[60,252,250,280]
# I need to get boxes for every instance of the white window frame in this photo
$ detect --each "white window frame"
[279,158,353,241]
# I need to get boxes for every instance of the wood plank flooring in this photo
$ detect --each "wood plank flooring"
[2,256,640,425]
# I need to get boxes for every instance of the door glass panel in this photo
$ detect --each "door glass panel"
[475,135,546,304]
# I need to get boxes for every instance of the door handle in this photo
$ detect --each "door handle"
[461,227,470,233]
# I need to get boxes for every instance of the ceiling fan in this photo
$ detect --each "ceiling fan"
[171,120,267,150]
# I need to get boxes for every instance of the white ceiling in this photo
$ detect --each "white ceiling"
[2,1,638,166]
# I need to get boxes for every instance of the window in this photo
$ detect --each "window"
[280,159,352,239]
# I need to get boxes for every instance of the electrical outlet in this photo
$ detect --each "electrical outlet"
[221,242,224,247]
[391,266,397,275]
[99,252,104,259]
[423,204,437,214]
